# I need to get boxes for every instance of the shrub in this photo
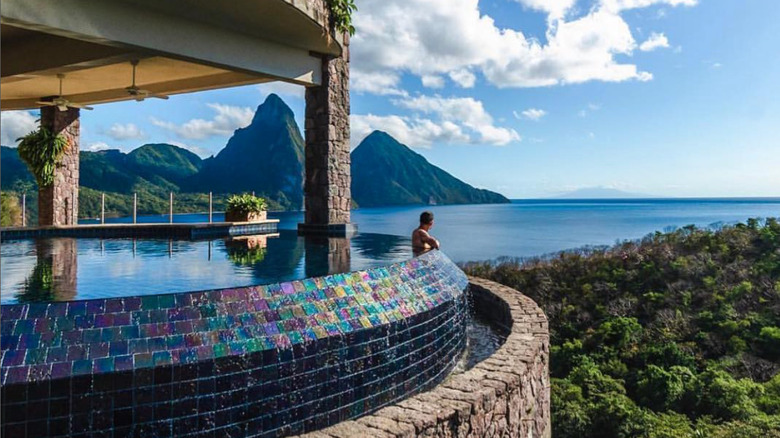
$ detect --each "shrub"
[225,194,267,215]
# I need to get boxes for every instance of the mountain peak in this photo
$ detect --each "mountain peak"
[252,93,295,124]
[352,131,509,207]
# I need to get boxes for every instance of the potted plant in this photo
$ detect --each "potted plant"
[225,193,267,222]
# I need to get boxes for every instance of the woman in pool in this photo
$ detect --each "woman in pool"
[412,211,440,256]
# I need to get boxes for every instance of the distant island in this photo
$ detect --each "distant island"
[1,94,508,221]
[553,187,654,199]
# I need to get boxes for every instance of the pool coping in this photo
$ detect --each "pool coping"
[0,220,279,241]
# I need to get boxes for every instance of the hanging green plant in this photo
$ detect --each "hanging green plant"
[328,0,357,36]
[16,126,68,187]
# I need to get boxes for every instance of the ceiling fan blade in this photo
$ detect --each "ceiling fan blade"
[35,101,56,106]
[57,104,70,112]
[150,94,169,100]
[69,103,94,110]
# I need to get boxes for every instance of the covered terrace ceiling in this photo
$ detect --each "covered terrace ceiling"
[1,0,342,111]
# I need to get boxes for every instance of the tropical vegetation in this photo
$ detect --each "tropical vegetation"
[463,219,780,438]
[16,126,68,187]
[225,193,267,215]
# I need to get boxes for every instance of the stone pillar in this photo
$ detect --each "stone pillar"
[38,106,80,226]
[299,33,357,236]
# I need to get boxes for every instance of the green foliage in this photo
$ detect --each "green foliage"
[327,0,357,35]
[0,192,22,226]
[226,194,267,215]
[16,126,68,187]
[226,245,267,266]
[463,219,780,437]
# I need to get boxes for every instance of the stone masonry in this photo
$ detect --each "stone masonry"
[296,277,551,438]
[302,33,352,230]
[38,106,80,226]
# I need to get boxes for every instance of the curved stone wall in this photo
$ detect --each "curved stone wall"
[0,251,469,437]
[296,277,551,438]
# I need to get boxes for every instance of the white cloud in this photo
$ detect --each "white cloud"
[393,95,520,145]
[349,0,696,93]
[513,0,576,19]
[351,114,469,148]
[1,111,37,145]
[166,141,213,158]
[579,103,602,117]
[84,142,112,152]
[448,69,476,88]
[351,71,408,96]
[257,81,306,100]
[105,123,145,141]
[151,103,253,140]
[515,108,547,121]
[421,75,445,88]
[639,32,669,51]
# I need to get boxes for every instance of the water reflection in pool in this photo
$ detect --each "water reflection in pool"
[0,231,412,304]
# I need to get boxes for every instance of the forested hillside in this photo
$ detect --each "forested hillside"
[464,219,780,437]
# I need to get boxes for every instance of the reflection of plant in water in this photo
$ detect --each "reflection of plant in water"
[227,246,267,266]
[19,258,54,302]
[226,235,268,266]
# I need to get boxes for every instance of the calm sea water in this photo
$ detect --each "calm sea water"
[120,198,780,262]
[4,199,779,303]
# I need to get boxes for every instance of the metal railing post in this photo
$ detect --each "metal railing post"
[21,193,26,227]
[208,192,213,223]
[133,193,137,224]
[169,192,174,224]
[101,193,105,225]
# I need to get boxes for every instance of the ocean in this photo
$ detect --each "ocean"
[92,198,780,263]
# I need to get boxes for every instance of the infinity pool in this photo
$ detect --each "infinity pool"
[0,231,411,304]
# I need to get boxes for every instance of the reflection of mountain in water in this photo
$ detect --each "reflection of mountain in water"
[351,233,411,261]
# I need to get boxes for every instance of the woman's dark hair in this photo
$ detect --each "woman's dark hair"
[420,211,434,225]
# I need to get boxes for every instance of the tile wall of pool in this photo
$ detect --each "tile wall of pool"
[0,250,469,437]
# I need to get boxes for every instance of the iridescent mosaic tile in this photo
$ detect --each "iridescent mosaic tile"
[1,250,469,437]
[0,250,467,385]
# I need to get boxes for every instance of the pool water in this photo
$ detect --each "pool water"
[453,312,508,373]
[0,231,412,304]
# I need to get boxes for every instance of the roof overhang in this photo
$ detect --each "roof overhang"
[1,0,341,110]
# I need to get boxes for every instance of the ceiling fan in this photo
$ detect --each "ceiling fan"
[35,74,94,111]
[126,60,169,101]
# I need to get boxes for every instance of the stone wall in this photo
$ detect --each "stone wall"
[303,34,351,228]
[298,277,551,438]
[38,106,79,226]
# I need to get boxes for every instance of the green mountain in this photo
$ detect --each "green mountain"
[128,143,202,184]
[1,97,511,220]
[189,93,305,210]
[351,130,509,207]
[1,145,35,189]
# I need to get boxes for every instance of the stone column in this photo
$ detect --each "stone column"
[299,33,357,236]
[38,106,80,226]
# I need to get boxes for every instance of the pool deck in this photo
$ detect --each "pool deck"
[0,219,279,241]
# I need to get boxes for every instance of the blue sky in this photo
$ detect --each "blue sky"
[2,0,779,198]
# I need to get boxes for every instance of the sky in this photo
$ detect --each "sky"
[2,0,779,199]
